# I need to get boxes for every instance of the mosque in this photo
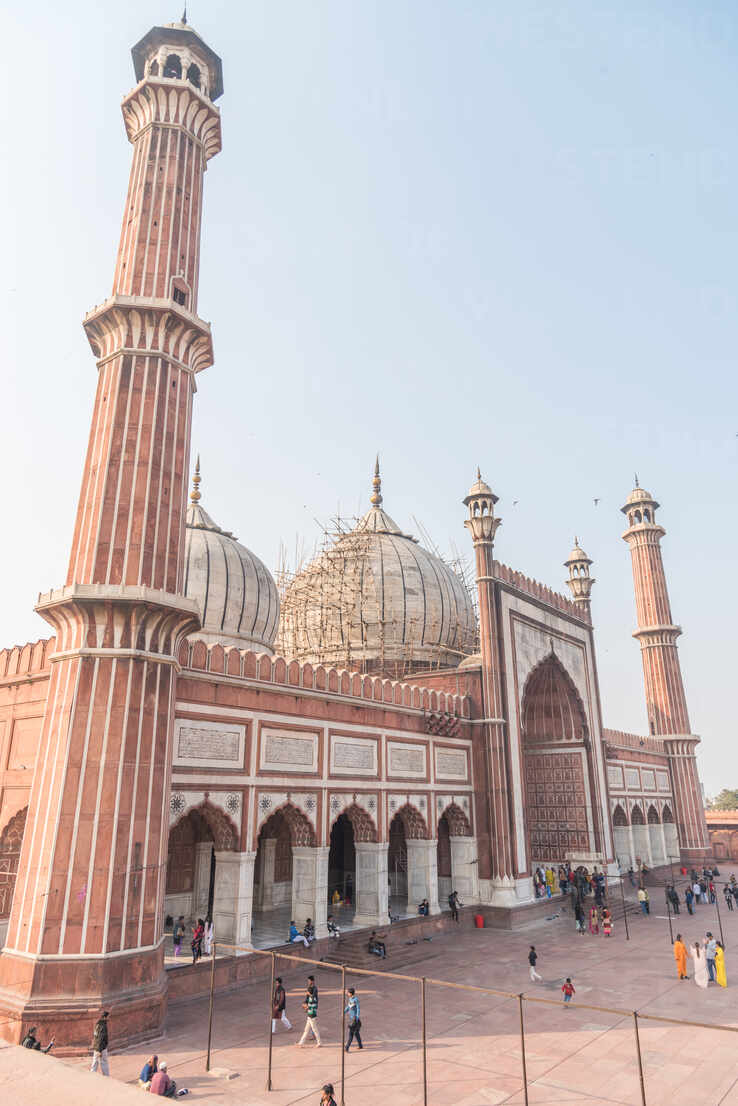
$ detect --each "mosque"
[0,17,710,1048]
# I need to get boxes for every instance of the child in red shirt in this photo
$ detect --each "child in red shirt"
[562,978,575,1006]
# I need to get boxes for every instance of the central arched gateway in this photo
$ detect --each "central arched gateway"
[522,653,597,867]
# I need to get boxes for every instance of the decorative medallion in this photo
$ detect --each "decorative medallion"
[170,792,186,817]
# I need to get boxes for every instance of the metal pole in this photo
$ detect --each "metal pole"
[714,884,725,947]
[518,994,529,1106]
[632,1011,647,1106]
[665,889,673,944]
[421,976,428,1106]
[619,876,630,940]
[206,941,216,1072]
[340,965,346,1106]
[266,952,275,1091]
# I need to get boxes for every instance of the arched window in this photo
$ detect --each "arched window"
[631,804,645,826]
[612,804,628,827]
[634,510,642,524]
[643,509,651,522]
[163,53,182,79]
[149,59,160,76]
[187,62,201,88]
[647,804,660,825]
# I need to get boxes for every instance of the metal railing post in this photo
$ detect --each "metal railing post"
[421,976,428,1106]
[518,994,529,1106]
[206,941,216,1072]
[633,1011,647,1106]
[340,965,346,1106]
[266,951,275,1091]
[619,876,630,940]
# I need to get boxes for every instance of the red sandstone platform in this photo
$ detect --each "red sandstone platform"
[51,893,738,1104]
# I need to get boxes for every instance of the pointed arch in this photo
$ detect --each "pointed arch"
[612,803,628,827]
[258,800,316,847]
[439,801,472,837]
[391,802,429,839]
[0,806,27,918]
[662,804,674,824]
[522,652,587,744]
[188,800,239,851]
[647,804,660,825]
[630,804,645,826]
[330,802,377,843]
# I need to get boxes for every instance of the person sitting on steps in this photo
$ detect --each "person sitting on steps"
[368,930,387,959]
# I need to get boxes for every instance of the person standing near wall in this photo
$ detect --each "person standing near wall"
[89,1010,110,1076]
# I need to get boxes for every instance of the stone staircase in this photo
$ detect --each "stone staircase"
[321,930,442,972]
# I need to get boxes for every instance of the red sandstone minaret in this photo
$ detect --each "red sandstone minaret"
[463,472,518,905]
[0,19,222,1047]
[621,480,709,860]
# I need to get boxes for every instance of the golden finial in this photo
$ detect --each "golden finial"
[370,455,383,507]
[190,455,202,503]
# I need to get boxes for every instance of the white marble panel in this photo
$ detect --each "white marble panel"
[387,740,426,778]
[330,735,377,776]
[174,718,245,768]
[260,728,318,773]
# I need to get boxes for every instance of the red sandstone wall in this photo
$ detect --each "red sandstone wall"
[0,639,53,836]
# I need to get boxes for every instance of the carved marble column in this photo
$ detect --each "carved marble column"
[291,846,329,938]
[213,851,256,948]
[405,840,441,915]
[450,836,479,906]
[353,842,390,928]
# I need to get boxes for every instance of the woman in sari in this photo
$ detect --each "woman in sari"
[602,909,613,937]
[716,941,727,988]
[691,942,708,989]
[191,918,205,964]
[588,905,599,935]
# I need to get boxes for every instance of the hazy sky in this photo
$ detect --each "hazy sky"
[1,2,735,793]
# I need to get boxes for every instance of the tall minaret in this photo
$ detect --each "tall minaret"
[564,538,595,618]
[0,20,222,1047]
[463,472,518,905]
[621,480,709,859]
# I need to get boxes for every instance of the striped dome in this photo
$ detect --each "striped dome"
[277,463,476,675]
[184,467,279,652]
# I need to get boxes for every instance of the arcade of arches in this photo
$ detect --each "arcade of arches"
[610,801,678,869]
[161,800,477,947]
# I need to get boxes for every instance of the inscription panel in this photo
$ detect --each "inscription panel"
[387,741,426,779]
[260,728,319,774]
[625,768,640,790]
[607,765,624,790]
[434,747,468,781]
[174,718,245,768]
[330,736,377,776]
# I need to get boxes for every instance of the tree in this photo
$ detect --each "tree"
[706,789,738,811]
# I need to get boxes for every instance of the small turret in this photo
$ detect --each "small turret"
[463,468,501,547]
[564,537,595,614]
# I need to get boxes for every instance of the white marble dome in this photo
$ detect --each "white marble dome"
[277,463,477,675]
[184,462,279,652]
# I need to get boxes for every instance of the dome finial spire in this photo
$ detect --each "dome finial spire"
[370,454,383,507]
[190,454,201,503]
[634,472,639,488]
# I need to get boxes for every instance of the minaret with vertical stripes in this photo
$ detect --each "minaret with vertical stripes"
[0,20,223,1047]
[621,481,709,860]
[463,471,518,904]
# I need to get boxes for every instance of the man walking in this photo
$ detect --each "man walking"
[272,976,292,1033]
[90,1010,110,1075]
[724,884,734,911]
[637,887,648,916]
[705,932,717,983]
[344,987,363,1051]
[528,946,542,982]
[298,977,321,1047]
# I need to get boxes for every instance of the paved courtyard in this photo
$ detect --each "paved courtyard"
[69,892,738,1105]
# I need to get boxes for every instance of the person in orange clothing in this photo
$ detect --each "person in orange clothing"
[673,933,688,980]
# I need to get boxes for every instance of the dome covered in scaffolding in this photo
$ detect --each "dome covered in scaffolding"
[277,461,477,676]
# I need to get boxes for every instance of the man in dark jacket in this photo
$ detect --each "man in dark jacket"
[272,976,292,1033]
[21,1026,55,1053]
[90,1010,110,1075]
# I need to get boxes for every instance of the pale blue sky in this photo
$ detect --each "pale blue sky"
[1,2,735,793]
